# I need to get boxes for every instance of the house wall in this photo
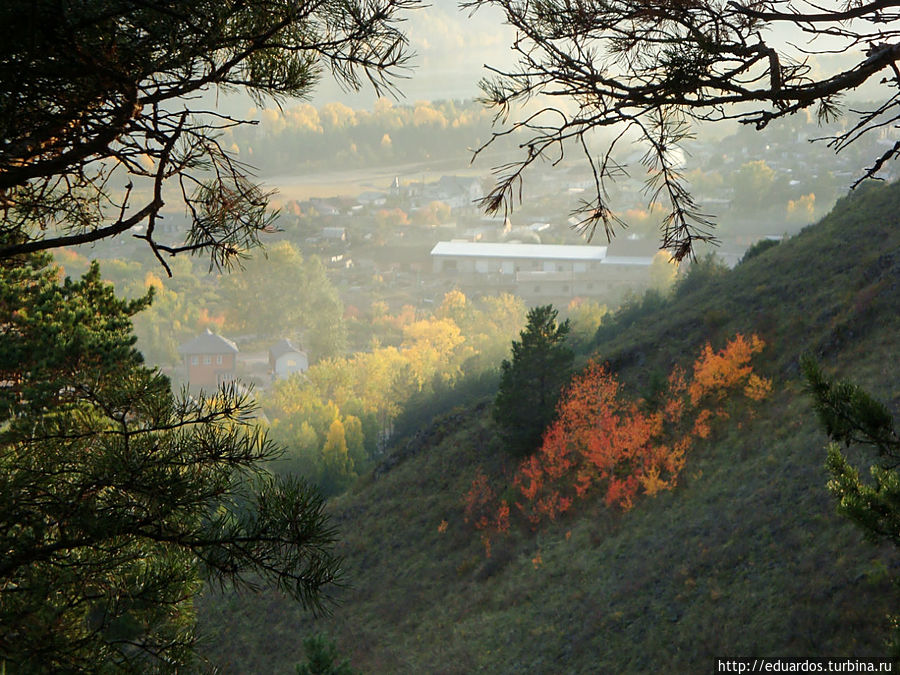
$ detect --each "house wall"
[274,352,309,379]
[433,253,652,303]
[598,264,651,284]
[185,352,236,387]
[435,254,608,276]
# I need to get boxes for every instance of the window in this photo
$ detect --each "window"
[216,354,223,365]
[203,355,211,365]
[190,356,199,366]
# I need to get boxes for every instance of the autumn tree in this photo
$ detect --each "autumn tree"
[471,334,770,549]
[517,335,770,523]
[648,252,680,295]
[401,317,466,389]
[463,469,510,558]
[412,201,453,226]
[302,256,349,361]
[0,255,341,670]
[321,419,357,496]
[436,290,526,371]
[0,0,418,272]
[493,305,574,457]
[467,0,900,259]
[265,295,526,495]
[731,161,777,213]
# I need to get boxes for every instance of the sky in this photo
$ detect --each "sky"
[314,1,516,105]
[216,0,516,117]
[209,1,883,131]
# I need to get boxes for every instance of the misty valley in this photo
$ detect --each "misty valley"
[3,2,900,673]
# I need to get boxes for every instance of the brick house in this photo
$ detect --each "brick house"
[177,328,239,388]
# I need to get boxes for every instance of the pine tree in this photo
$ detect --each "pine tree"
[0,255,342,670]
[493,305,574,457]
[295,633,360,675]
[0,0,417,270]
[803,356,900,539]
[469,0,900,259]
[1,2,415,668]
[802,355,900,652]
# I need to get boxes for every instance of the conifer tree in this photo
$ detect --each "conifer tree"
[803,356,900,540]
[0,254,342,670]
[1,1,417,668]
[493,305,574,457]
[802,355,900,651]
[469,0,900,259]
[296,633,360,675]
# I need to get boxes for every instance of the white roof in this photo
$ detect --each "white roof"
[430,241,608,261]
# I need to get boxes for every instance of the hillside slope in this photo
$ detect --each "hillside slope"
[200,182,900,673]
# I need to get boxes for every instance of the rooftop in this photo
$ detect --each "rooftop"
[430,241,608,261]
[269,338,305,360]
[177,328,239,355]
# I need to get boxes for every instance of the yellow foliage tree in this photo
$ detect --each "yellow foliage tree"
[787,193,816,223]
[649,250,679,294]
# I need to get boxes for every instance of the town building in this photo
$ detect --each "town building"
[268,339,309,380]
[177,328,239,388]
[429,241,654,302]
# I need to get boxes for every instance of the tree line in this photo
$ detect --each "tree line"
[264,289,528,495]
[229,98,513,173]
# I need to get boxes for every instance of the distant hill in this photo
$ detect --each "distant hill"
[199,181,900,672]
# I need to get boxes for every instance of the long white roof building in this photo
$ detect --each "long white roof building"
[429,240,656,302]
[430,241,608,261]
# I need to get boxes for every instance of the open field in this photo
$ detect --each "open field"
[261,157,490,204]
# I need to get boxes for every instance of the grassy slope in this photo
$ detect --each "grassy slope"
[200,182,900,673]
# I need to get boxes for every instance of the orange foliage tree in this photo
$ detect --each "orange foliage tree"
[463,469,510,557]
[466,334,771,552]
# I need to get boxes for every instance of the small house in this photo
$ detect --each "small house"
[268,339,309,380]
[322,226,347,242]
[177,328,239,388]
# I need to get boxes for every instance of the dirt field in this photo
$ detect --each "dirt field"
[259,158,489,205]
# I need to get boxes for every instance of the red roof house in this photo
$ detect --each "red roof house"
[177,328,239,388]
